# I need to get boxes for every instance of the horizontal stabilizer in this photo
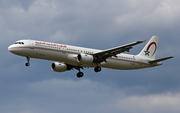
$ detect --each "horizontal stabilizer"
[149,56,173,64]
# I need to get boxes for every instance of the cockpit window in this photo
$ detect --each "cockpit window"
[14,42,24,45]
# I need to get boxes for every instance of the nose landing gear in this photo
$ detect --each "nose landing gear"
[25,56,30,66]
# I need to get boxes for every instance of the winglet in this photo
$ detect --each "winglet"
[143,40,147,44]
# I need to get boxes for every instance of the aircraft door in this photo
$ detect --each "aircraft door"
[30,40,34,48]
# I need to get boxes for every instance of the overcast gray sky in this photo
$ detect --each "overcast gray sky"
[0,0,180,113]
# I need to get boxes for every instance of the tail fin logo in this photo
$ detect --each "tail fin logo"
[144,42,157,57]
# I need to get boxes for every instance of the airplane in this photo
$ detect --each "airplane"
[8,36,173,78]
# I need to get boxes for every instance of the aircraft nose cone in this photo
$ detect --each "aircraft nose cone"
[8,45,16,54]
[8,45,23,55]
[8,45,12,52]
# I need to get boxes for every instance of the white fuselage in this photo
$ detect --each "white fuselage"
[8,39,159,70]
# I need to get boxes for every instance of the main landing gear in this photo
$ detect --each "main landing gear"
[94,66,101,73]
[76,66,102,78]
[76,67,84,78]
[25,56,30,66]
[77,72,84,78]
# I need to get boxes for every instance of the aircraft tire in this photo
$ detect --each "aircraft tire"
[77,72,84,78]
[94,66,101,72]
[25,63,30,66]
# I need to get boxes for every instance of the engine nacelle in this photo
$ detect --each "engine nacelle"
[51,62,69,72]
[77,53,94,64]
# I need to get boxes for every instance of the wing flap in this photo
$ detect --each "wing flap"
[149,56,173,64]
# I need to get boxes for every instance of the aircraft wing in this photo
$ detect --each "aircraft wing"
[93,41,144,63]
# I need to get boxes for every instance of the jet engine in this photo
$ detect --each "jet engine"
[77,53,94,64]
[51,62,72,72]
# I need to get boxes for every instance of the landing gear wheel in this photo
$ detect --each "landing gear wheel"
[25,63,30,66]
[77,72,84,78]
[94,66,101,72]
